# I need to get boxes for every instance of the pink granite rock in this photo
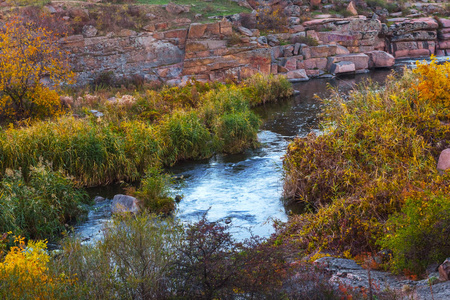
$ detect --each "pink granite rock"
[286,69,309,81]
[327,53,369,71]
[329,61,356,74]
[366,51,395,68]
[438,18,450,28]
[437,149,450,172]
[347,1,358,16]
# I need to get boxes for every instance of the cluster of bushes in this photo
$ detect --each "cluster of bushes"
[0,163,90,240]
[0,213,359,299]
[0,74,291,237]
[282,58,450,276]
[0,75,291,185]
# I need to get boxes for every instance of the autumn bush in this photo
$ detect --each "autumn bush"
[255,6,288,32]
[0,235,78,299]
[50,212,183,299]
[282,58,450,275]
[0,17,73,122]
[50,213,350,299]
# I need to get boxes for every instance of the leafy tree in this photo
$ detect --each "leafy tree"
[0,17,74,121]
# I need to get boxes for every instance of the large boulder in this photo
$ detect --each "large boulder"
[111,194,140,214]
[366,51,395,68]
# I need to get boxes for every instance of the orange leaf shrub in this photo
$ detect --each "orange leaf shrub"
[413,56,450,105]
[0,17,74,121]
[0,235,77,299]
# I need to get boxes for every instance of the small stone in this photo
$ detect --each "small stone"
[175,195,182,203]
[257,36,268,45]
[347,1,358,16]
[238,26,253,37]
[90,110,104,118]
[94,196,105,203]
[143,24,156,32]
[44,5,57,14]
[438,258,450,281]
[437,149,450,172]
[82,25,97,38]
[146,13,157,20]
[166,2,189,14]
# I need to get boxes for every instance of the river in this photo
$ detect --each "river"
[75,67,408,242]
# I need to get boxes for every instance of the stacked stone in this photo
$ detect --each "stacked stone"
[303,17,384,53]
[183,22,272,82]
[387,18,438,58]
[437,18,450,56]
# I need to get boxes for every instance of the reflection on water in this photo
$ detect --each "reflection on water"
[77,69,395,241]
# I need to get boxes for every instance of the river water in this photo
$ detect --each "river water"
[75,67,404,242]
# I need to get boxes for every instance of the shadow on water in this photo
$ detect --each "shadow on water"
[78,69,395,241]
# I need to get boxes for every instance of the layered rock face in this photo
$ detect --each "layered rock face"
[60,15,450,86]
[386,17,439,58]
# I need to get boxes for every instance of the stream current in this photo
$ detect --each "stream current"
[76,62,433,242]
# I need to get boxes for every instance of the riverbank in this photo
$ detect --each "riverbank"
[282,57,450,280]
[0,74,292,240]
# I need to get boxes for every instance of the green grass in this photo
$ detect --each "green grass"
[136,0,250,19]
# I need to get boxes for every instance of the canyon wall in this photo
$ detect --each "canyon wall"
[60,16,450,85]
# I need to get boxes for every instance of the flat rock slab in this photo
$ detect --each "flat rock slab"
[366,51,395,68]
[314,257,450,299]
[327,53,369,71]
[329,61,356,74]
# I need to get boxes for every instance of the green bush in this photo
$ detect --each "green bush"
[161,111,216,165]
[243,73,293,105]
[128,166,175,214]
[380,190,450,275]
[52,213,183,299]
[214,111,260,153]
[0,163,89,240]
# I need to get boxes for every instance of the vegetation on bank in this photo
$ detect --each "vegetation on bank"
[0,213,366,299]
[282,58,450,276]
[0,73,292,237]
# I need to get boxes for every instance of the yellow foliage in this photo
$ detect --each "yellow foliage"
[413,56,450,104]
[0,235,76,299]
[0,17,74,121]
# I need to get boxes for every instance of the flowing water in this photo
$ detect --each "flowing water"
[76,68,400,242]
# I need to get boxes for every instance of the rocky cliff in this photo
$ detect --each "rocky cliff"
[59,14,450,85]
